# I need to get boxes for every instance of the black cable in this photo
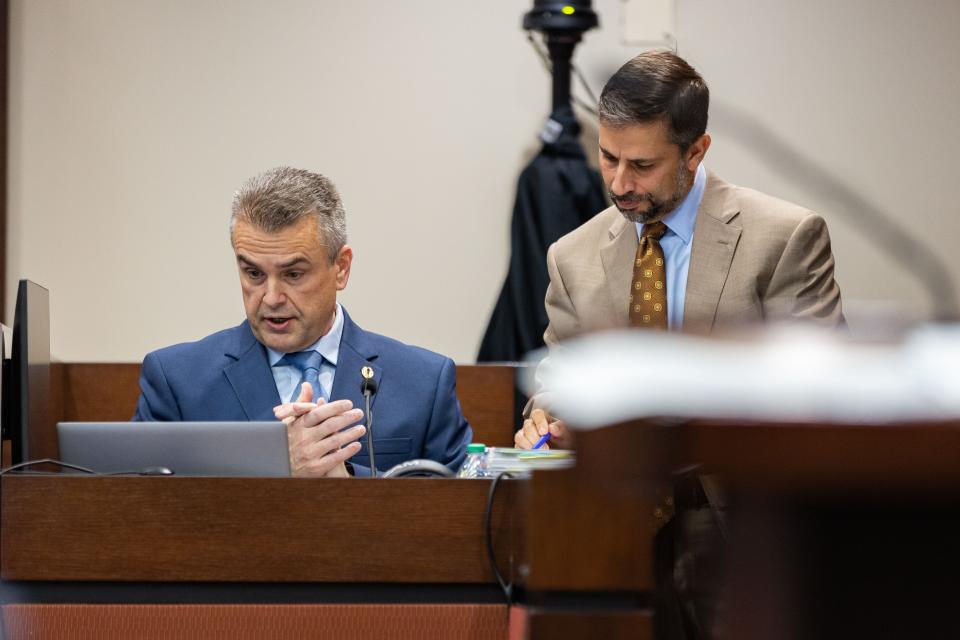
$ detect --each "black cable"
[364,391,376,478]
[104,469,174,476]
[484,470,516,605]
[572,57,598,106]
[526,31,552,72]
[0,458,98,476]
[573,92,599,117]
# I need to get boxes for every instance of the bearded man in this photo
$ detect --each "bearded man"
[516,50,844,451]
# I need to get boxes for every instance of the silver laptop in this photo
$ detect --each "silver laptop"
[57,422,291,477]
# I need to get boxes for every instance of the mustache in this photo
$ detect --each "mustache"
[608,191,653,206]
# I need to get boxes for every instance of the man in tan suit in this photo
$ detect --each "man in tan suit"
[516,50,843,450]
[516,50,844,640]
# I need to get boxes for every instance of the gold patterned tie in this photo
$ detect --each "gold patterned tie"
[630,221,668,329]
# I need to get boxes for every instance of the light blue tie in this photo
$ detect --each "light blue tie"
[283,351,325,403]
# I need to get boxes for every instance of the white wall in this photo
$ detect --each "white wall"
[7,0,960,362]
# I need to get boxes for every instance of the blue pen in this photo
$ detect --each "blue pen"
[532,432,551,450]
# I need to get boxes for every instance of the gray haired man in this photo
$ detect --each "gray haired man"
[135,167,472,477]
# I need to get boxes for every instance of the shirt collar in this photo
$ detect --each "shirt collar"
[635,162,706,245]
[266,303,344,367]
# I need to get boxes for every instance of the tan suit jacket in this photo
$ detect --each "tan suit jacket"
[543,172,844,344]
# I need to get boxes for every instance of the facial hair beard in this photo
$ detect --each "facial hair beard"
[611,163,692,225]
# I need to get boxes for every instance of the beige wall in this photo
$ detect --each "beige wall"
[8,0,960,362]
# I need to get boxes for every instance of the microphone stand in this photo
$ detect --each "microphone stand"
[523,1,599,135]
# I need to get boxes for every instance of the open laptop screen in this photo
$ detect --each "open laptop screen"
[57,422,291,477]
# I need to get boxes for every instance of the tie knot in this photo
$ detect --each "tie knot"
[641,221,668,241]
[282,350,323,374]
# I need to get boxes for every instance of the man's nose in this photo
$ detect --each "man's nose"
[610,163,633,196]
[262,278,286,307]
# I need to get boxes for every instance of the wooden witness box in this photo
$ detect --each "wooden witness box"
[17,362,960,639]
[0,477,523,584]
[0,476,526,639]
[1,363,533,638]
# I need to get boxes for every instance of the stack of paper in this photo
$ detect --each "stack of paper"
[485,447,575,478]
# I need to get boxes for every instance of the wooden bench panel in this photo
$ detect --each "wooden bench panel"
[1,476,521,583]
[40,363,519,459]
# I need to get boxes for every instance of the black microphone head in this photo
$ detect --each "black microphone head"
[360,367,378,394]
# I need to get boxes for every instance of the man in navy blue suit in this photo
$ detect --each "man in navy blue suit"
[134,166,472,477]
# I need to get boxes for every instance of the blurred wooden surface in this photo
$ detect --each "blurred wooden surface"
[520,417,960,639]
[519,424,669,640]
[525,611,653,640]
[526,470,657,592]
[547,418,960,640]
[682,419,960,492]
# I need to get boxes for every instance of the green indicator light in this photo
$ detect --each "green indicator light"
[561,5,575,15]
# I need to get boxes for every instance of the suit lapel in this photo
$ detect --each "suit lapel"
[222,323,282,420]
[683,174,742,334]
[600,213,639,327]
[330,310,382,415]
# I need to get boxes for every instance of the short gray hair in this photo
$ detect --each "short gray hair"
[230,166,347,261]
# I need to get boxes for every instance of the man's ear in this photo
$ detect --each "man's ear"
[685,133,711,171]
[334,245,353,291]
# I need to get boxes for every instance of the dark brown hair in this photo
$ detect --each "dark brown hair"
[598,50,709,152]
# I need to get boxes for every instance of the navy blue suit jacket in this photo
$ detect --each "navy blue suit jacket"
[134,309,472,475]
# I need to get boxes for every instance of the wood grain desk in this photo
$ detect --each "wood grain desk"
[0,476,525,639]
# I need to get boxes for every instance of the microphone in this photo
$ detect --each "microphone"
[360,366,378,395]
[360,366,378,477]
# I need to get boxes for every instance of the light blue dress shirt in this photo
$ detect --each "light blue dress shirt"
[266,303,344,403]
[635,163,707,330]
